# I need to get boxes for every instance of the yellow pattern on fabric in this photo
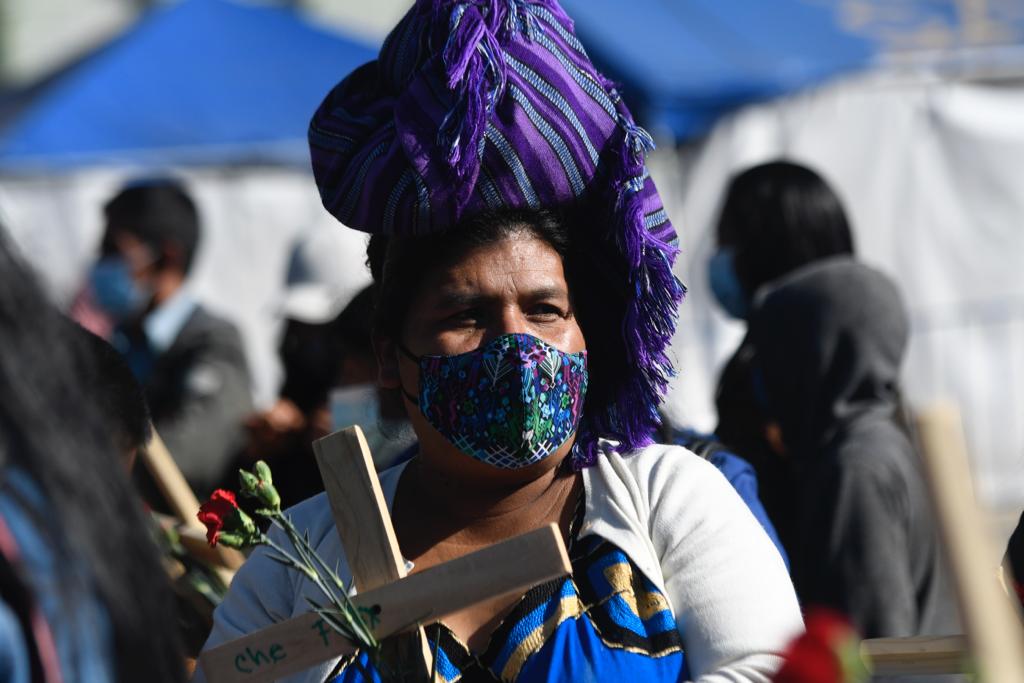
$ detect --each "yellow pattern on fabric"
[602,561,671,620]
[498,594,585,681]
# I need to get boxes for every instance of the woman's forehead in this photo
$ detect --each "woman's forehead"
[422,234,569,299]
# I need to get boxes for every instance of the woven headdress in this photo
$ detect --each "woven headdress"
[309,0,685,464]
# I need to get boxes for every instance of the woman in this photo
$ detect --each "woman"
[708,161,857,555]
[197,2,801,681]
[0,231,184,682]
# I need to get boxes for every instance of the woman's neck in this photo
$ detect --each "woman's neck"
[394,456,579,554]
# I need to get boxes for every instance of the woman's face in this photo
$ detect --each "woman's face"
[379,230,586,483]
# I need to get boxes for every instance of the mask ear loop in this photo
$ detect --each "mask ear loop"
[395,343,422,406]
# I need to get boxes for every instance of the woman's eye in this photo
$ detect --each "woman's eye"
[529,304,565,320]
[448,308,481,325]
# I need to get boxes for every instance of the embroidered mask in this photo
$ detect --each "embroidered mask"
[400,333,588,469]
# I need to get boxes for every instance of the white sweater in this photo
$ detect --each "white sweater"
[193,444,803,682]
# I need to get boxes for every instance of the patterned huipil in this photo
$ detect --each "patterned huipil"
[327,499,687,683]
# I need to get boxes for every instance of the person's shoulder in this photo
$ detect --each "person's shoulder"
[592,441,733,502]
[181,304,243,342]
[829,419,915,479]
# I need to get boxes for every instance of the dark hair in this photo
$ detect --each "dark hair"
[332,284,377,358]
[366,207,635,465]
[104,179,201,273]
[0,231,184,682]
[73,326,153,453]
[716,161,855,295]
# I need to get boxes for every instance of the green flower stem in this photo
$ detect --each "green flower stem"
[266,514,379,651]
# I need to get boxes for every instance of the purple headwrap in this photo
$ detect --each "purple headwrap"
[309,0,685,465]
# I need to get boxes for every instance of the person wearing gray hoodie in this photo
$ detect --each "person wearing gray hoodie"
[748,257,959,640]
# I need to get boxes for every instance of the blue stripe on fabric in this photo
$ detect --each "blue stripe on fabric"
[339,140,389,222]
[585,550,677,637]
[490,579,579,675]
[307,127,355,153]
[383,170,414,233]
[644,209,669,230]
[507,84,585,197]
[423,634,460,683]
[391,13,416,87]
[532,32,617,119]
[478,167,505,210]
[525,5,589,59]
[485,124,540,209]
[504,54,600,166]
[411,172,431,234]
[325,104,380,128]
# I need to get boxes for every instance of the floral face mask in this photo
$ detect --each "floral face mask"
[400,333,588,469]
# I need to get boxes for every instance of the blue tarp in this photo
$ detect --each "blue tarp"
[4,0,1023,168]
[562,0,1024,139]
[0,0,377,169]
[561,0,875,138]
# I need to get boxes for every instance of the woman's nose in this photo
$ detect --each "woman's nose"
[481,307,531,344]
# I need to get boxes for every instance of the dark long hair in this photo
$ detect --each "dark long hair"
[717,160,855,295]
[0,230,184,682]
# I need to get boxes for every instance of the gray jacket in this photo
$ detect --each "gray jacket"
[749,258,959,641]
[144,305,252,496]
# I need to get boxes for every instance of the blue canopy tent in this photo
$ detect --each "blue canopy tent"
[561,0,1024,139]
[4,0,1022,168]
[560,0,874,139]
[0,0,377,169]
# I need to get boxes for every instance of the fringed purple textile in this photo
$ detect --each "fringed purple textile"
[309,0,685,465]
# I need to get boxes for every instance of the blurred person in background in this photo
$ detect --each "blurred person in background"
[87,179,252,498]
[236,238,414,506]
[708,160,856,553]
[749,258,958,640]
[0,228,184,682]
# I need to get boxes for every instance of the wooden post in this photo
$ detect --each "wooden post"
[140,429,245,582]
[860,635,969,676]
[312,427,434,679]
[915,402,1024,681]
[198,425,573,683]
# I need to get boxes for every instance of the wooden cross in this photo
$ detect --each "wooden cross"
[199,426,572,682]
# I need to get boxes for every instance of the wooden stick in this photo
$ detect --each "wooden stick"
[313,426,433,677]
[312,427,407,592]
[198,523,571,683]
[140,429,203,526]
[140,429,245,576]
[861,635,969,676]
[916,402,1024,681]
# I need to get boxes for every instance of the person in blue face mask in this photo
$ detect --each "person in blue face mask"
[707,161,857,559]
[88,179,252,500]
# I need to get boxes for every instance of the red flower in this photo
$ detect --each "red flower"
[197,489,239,546]
[774,609,866,683]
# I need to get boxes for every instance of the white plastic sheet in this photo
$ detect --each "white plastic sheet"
[657,71,1024,507]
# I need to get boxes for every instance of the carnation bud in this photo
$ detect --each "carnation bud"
[254,460,274,486]
[239,469,260,497]
[239,462,281,512]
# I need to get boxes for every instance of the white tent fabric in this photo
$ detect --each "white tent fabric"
[658,71,1024,507]
[2,71,1022,508]
[0,167,372,409]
